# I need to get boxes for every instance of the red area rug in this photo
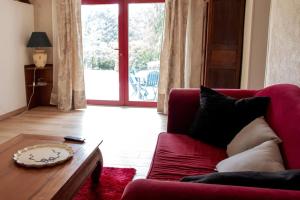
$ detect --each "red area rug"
[73,167,136,200]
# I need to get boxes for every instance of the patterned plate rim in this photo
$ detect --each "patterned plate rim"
[13,143,74,168]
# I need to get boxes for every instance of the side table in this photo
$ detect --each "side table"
[24,64,53,109]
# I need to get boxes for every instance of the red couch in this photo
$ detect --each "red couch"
[122,84,300,200]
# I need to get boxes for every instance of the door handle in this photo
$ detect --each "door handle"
[114,48,122,56]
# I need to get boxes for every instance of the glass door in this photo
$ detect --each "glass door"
[82,3,120,104]
[82,0,165,107]
[127,2,165,106]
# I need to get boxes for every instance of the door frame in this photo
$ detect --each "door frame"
[82,0,165,107]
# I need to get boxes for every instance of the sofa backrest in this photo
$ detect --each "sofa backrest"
[256,84,300,169]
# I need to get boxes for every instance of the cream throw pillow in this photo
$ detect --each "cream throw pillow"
[217,140,285,172]
[227,117,281,156]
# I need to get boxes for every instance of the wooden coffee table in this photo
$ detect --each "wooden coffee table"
[0,134,103,200]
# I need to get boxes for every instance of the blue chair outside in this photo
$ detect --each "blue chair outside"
[146,71,160,87]
[144,70,159,100]
[129,72,147,100]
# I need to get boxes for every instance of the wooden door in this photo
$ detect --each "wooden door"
[204,0,246,88]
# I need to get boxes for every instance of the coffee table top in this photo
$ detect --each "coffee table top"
[0,134,103,200]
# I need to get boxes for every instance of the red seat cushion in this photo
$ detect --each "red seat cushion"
[147,133,227,181]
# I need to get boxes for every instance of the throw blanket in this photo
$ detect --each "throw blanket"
[181,170,300,190]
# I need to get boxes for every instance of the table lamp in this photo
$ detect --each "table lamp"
[27,32,52,68]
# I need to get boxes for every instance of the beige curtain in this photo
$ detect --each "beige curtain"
[51,0,86,112]
[158,0,208,114]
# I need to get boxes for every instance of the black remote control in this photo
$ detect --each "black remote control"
[64,136,85,143]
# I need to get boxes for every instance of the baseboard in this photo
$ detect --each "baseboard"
[0,107,27,121]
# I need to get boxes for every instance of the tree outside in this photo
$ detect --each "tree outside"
[81,4,165,72]
[129,4,165,72]
[82,5,119,70]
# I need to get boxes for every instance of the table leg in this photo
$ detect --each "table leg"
[91,149,103,184]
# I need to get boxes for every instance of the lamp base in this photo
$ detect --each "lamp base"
[33,49,47,68]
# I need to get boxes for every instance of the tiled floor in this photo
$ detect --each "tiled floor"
[0,106,167,179]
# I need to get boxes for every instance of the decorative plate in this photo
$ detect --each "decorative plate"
[13,143,74,168]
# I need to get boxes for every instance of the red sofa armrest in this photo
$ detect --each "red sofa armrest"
[167,88,258,134]
[122,179,300,200]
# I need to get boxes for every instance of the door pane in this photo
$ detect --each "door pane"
[82,5,119,101]
[128,3,165,102]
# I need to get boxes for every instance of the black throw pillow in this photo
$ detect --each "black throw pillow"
[180,170,300,191]
[188,86,270,148]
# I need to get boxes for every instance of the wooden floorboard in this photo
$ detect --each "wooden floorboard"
[0,106,167,179]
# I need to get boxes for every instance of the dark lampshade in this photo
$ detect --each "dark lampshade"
[27,32,52,48]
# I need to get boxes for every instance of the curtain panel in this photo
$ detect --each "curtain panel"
[51,0,87,112]
[158,0,208,114]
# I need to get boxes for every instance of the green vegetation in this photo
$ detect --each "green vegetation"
[82,4,165,71]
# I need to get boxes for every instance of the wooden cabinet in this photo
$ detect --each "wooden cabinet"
[24,64,53,109]
[204,0,246,88]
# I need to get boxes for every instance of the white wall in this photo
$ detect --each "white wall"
[0,1,34,115]
[241,0,271,89]
[265,0,300,86]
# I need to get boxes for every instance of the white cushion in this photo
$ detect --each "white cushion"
[227,117,281,156]
[217,140,285,172]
